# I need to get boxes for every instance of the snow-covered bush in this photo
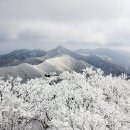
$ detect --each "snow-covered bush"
[0,68,130,130]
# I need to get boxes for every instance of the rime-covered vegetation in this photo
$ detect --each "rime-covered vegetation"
[0,68,130,130]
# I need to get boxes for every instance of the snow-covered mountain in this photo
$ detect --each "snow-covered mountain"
[84,55,126,76]
[0,49,46,67]
[35,54,92,74]
[47,46,126,75]
[0,46,128,79]
[76,48,130,74]
[0,55,91,81]
[0,63,44,81]
[47,45,71,57]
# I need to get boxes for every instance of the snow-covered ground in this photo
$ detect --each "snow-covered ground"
[0,68,130,130]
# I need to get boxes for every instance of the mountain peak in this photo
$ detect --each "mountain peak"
[10,49,30,54]
[47,46,71,57]
[56,45,67,50]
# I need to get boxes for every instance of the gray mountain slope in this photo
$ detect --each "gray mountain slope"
[84,55,126,76]
[47,46,126,75]
[0,46,127,77]
[0,49,46,67]
[76,48,130,74]
[47,45,74,57]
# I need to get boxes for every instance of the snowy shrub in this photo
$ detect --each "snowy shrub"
[0,68,130,129]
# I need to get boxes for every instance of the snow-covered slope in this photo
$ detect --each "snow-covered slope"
[0,63,44,81]
[35,54,92,74]
[0,46,128,76]
[0,55,91,81]
[76,48,130,74]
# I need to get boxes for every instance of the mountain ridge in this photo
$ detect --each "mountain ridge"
[0,54,92,81]
[76,48,130,74]
[0,49,46,67]
[0,46,128,79]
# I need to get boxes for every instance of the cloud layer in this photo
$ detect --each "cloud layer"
[0,0,130,52]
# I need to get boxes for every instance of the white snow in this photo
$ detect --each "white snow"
[0,68,130,130]
[35,54,91,74]
[0,63,44,80]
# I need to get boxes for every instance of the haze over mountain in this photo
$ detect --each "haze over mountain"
[76,48,130,74]
[0,46,128,81]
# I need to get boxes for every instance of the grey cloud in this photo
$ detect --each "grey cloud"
[0,31,14,42]
[18,30,44,41]
[106,31,130,47]
[0,0,130,52]
[0,0,130,21]
[0,32,8,41]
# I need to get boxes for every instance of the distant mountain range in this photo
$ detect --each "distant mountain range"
[0,46,129,81]
[76,48,130,74]
[47,46,127,75]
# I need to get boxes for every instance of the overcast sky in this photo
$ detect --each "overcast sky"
[0,0,130,53]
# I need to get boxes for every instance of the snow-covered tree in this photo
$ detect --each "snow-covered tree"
[0,68,130,130]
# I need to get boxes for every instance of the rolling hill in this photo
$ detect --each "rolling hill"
[0,63,44,81]
[0,55,92,81]
[35,54,92,74]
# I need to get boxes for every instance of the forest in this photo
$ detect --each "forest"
[0,68,130,130]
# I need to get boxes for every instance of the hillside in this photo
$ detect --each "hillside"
[46,46,126,75]
[76,48,130,74]
[0,46,128,77]
[0,49,46,67]
[0,63,44,81]
[35,54,92,74]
